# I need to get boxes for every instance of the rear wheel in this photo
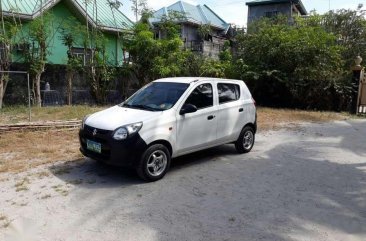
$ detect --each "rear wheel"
[235,126,255,154]
[136,144,171,182]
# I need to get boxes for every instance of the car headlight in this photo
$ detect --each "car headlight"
[113,122,143,140]
[81,115,90,130]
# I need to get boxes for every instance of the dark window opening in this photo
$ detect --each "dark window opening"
[264,11,279,18]
[71,47,93,66]
[218,83,240,104]
[185,83,213,109]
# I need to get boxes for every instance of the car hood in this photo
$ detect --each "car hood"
[85,105,162,131]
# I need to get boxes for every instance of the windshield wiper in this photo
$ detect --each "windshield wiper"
[122,104,160,111]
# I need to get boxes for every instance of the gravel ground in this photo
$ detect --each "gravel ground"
[0,120,366,241]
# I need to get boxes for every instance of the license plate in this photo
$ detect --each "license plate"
[86,139,102,154]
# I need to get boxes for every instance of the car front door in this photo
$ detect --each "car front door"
[176,83,218,155]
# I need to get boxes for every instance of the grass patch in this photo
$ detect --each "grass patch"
[257,107,348,131]
[52,184,69,196]
[67,179,83,185]
[40,194,52,199]
[0,214,10,229]
[0,129,82,173]
[0,105,105,125]
[51,166,73,175]
[0,106,351,175]
[14,177,30,192]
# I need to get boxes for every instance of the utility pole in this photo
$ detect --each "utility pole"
[134,1,138,22]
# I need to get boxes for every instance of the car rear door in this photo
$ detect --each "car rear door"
[216,81,244,142]
[175,82,218,155]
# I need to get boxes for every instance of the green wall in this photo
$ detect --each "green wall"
[12,0,123,66]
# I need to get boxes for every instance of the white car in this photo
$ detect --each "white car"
[79,77,257,181]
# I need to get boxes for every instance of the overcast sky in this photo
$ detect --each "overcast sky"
[120,0,364,26]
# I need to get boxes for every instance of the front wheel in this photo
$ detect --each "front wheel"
[235,126,255,154]
[136,144,171,182]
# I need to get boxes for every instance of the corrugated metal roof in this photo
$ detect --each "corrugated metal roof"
[1,0,134,31]
[150,1,229,31]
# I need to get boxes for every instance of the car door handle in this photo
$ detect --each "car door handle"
[239,108,244,112]
[207,115,216,120]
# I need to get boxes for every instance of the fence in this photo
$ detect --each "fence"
[2,64,137,108]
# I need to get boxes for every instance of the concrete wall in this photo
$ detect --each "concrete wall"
[247,2,292,23]
[181,24,199,42]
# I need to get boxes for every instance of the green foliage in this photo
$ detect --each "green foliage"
[198,24,212,40]
[24,13,54,75]
[0,17,22,108]
[321,6,366,67]
[233,15,351,110]
[127,14,188,85]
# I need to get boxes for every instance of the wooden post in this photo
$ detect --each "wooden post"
[356,69,362,114]
[351,56,363,114]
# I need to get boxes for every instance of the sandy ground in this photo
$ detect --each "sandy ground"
[0,119,365,241]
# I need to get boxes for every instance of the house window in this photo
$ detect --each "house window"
[71,47,92,66]
[264,11,279,18]
[14,43,30,53]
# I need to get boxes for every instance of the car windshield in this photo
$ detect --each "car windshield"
[121,82,189,111]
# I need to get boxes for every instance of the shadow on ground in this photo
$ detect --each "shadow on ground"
[49,120,366,241]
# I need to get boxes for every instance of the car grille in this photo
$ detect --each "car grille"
[81,125,113,159]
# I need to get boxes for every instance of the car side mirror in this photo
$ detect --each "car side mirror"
[180,104,198,115]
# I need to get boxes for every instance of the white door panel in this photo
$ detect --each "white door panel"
[176,107,218,154]
[217,100,244,142]
[175,82,218,154]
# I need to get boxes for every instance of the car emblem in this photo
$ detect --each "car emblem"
[92,129,97,136]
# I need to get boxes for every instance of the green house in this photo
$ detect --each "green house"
[2,0,134,66]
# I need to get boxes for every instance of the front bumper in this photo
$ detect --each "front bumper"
[79,125,147,167]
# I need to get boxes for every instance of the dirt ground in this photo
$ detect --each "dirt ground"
[0,119,365,241]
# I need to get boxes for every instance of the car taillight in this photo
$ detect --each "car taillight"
[252,97,256,106]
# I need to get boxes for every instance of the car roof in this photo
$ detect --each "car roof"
[154,77,243,84]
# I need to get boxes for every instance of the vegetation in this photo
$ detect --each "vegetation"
[233,16,347,110]
[21,11,54,107]
[127,11,190,85]
[0,15,21,109]
[60,18,83,105]
[0,3,365,111]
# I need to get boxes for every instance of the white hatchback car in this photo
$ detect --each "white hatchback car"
[79,77,257,181]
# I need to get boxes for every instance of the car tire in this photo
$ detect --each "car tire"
[136,144,171,182]
[235,126,255,154]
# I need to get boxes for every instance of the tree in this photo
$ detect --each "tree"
[21,7,54,107]
[234,16,346,110]
[60,19,83,105]
[321,5,366,67]
[127,11,189,86]
[130,0,148,22]
[0,14,20,109]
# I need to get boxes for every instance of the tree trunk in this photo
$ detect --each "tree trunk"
[66,71,73,105]
[0,74,9,109]
[34,73,42,107]
[0,79,4,109]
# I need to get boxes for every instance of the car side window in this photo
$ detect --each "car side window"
[218,83,240,104]
[184,83,213,109]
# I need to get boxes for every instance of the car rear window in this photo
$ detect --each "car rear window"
[218,83,240,104]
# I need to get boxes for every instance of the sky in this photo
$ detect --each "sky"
[120,0,365,27]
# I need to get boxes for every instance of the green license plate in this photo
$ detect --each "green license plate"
[86,139,102,154]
